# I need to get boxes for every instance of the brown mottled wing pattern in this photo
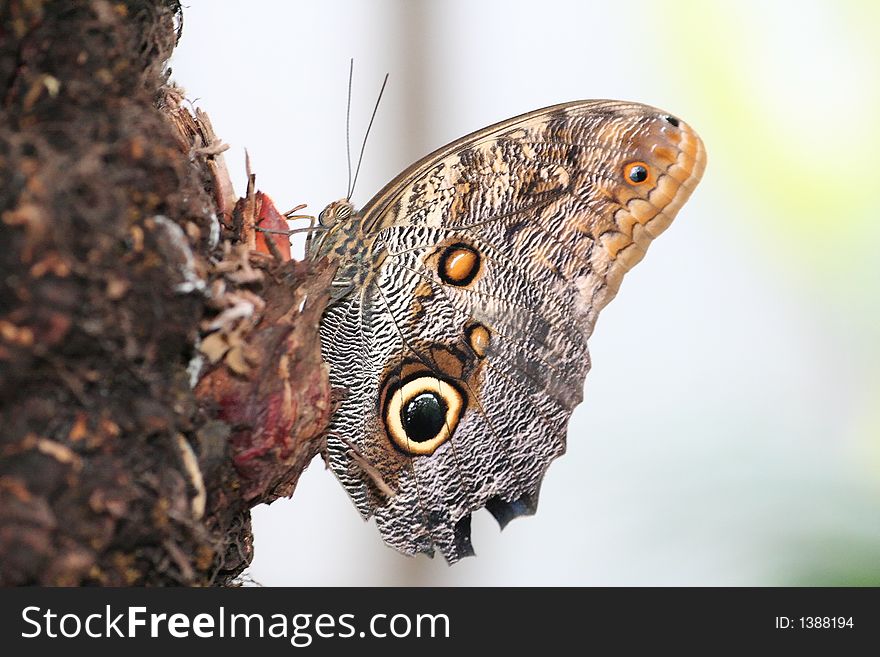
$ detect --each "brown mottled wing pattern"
[314,100,706,562]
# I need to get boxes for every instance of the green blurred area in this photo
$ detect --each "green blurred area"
[661,0,879,585]
[668,2,879,258]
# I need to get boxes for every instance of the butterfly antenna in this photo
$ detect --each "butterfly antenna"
[349,72,389,201]
[345,58,354,199]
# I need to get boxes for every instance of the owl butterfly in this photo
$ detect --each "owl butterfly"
[307,100,706,563]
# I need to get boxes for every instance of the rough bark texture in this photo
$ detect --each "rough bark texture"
[0,0,332,585]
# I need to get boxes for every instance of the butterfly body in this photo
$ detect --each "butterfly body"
[308,100,706,563]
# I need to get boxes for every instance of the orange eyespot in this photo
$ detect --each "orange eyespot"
[438,243,481,286]
[623,161,650,186]
[464,322,491,358]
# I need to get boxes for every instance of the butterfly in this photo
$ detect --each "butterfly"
[306,100,706,563]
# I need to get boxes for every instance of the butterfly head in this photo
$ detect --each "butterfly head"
[317,199,356,227]
[309,198,367,281]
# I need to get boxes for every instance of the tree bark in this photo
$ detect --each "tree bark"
[0,0,331,586]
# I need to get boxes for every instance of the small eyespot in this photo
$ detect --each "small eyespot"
[623,161,650,185]
[317,208,330,226]
[663,115,680,127]
[335,204,352,221]
[464,323,491,358]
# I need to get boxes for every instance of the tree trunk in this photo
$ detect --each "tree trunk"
[0,0,331,586]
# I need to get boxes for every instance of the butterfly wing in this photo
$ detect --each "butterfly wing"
[320,100,706,562]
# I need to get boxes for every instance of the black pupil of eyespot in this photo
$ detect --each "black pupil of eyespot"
[628,165,648,183]
[402,392,447,443]
[664,115,680,127]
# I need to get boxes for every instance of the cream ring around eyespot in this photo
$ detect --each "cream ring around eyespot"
[384,376,464,456]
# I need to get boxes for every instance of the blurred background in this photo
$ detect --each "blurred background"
[171,0,880,585]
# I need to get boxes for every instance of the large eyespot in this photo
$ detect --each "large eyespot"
[335,203,352,221]
[623,161,650,185]
[438,243,481,286]
[384,375,465,455]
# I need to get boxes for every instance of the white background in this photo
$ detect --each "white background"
[172,0,880,585]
